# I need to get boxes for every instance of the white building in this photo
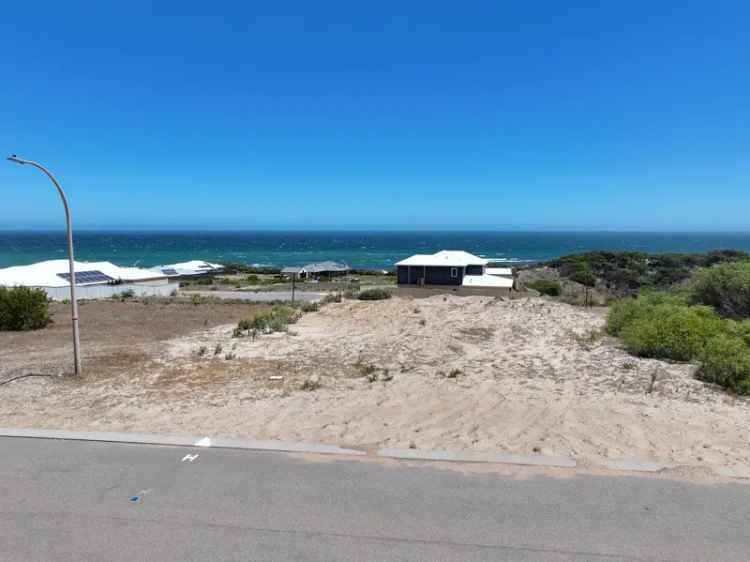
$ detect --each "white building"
[396,250,513,290]
[0,260,178,301]
[150,260,224,278]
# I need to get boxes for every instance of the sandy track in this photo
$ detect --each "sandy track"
[2,295,749,478]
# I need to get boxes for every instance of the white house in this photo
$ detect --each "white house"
[0,260,178,301]
[395,250,513,290]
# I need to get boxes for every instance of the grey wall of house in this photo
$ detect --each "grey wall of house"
[465,265,484,275]
[397,265,462,286]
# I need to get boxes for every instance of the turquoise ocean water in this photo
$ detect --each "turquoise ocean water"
[3,231,750,269]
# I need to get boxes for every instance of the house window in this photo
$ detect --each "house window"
[450,267,458,278]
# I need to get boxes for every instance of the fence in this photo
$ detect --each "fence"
[42,282,179,301]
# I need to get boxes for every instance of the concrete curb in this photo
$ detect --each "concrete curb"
[0,428,366,457]
[2,428,747,480]
[606,457,668,473]
[377,447,577,468]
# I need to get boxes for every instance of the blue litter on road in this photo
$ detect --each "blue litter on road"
[129,496,140,502]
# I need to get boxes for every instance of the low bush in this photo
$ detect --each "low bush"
[607,290,750,393]
[298,301,319,313]
[620,303,722,361]
[526,280,561,297]
[698,334,750,394]
[233,305,300,337]
[0,286,50,331]
[690,261,750,318]
[357,288,392,301]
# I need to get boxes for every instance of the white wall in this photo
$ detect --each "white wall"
[41,282,179,301]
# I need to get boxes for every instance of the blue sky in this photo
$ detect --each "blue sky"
[0,1,748,230]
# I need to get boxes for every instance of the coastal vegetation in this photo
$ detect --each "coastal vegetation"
[357,288,392,300]
[525,279,561,296]
[546,250,749,297]
[233,305,300,338]
[0,286,50,331]
[606,260,750,394]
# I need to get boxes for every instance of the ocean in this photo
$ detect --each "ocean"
[3,231,750,270]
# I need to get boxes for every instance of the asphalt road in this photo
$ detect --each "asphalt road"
[188,289,326,302]
[1,437,748,561]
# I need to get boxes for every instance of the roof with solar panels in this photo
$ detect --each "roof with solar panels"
[0,260,168,288]
[150,260,224,277]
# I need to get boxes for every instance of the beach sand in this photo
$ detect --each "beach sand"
[2,295,749,480]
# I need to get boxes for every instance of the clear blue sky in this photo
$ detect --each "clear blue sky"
[0,1,748,231]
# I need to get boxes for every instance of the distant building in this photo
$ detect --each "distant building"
[151,260,224,278]
[281,266,308,280]
[395,251,513,290]
[0,260,177,301]
[281,261,349,281]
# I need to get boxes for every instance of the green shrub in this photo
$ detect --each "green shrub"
[0,286,51,331]
[111,289,135,302]
[233,305,300,337]
[698,334,750,394]
[526,280,561,297]
[605,291,687,336]
[690,261,750,318]
[620,303,722,361]
[357,288,392,301]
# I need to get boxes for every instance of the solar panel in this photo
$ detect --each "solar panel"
[57,270,116,284]
[161,268,178,276]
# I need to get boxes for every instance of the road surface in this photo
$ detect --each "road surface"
[186,289,327,302]
[0,437,748,561]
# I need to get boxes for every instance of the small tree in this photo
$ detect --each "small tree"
[0,286,51,331]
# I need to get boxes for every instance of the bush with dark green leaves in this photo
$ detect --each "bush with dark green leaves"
[357,288,392,301]
[606,290,750,394]
[690,261,750,319]
[526,280,561,296]
[0,286,51,331]
[698,334,750,394]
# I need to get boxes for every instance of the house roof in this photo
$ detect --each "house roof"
[461,274,513,288]
[151,260,223,277]
[0,260,167,288]
[281,266,306,274]
[304,261,349,273]
[395,250,488,267]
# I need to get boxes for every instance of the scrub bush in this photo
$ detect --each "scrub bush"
[526,280,561,296]
[698,334,750,394]
[690,261,750,318]
[0,286,50,331]
[357,288,392,301]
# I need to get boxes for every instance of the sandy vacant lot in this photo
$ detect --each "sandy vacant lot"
[2,295,749,477]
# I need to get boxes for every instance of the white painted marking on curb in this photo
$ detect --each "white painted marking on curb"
[194,437,212,447]
[182,454,199,462]
[606,458,666,473]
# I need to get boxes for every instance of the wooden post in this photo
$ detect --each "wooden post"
[292,273,296,304]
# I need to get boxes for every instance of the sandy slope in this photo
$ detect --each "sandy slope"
[2,295,749,478]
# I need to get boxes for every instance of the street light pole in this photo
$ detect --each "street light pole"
[6,155,82,375]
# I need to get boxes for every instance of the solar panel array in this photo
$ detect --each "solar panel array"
[161,268,179,276]
[57,270,116,284]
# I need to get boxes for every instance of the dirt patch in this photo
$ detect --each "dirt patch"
[1,295,749,481]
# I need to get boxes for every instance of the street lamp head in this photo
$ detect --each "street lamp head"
[7,154,26,164]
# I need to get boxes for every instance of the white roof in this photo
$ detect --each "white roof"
[486,267,513,276]
[395,250,488,267]
[0,260,166,288]
[462,274,513,288]
[151,260,223,276]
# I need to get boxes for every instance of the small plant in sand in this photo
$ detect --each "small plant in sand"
[191,294,205,306]
[233,306,300,338]
[418,318,426,326]
[322,292,342,304]
[357,288,392,301]
[111,289,135,302]
[298,301,319,313]
[300,374,321,391]
[213,343,223,356]
[621,361,637,371]
[197,345,207,357]
[224,352,236,360]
